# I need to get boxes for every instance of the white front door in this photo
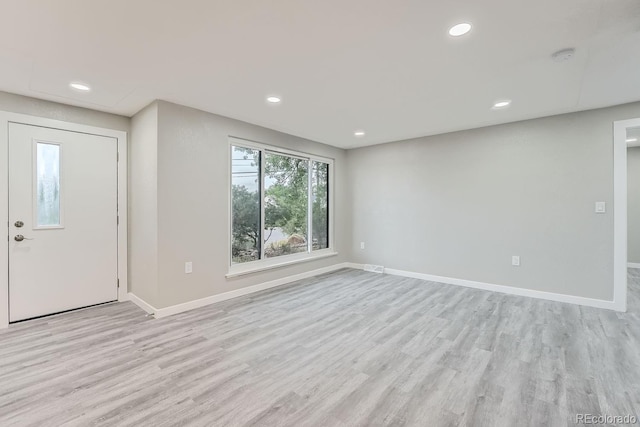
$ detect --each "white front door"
[8,123,118,322]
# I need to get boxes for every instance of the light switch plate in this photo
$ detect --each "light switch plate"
[512,256,520,266]
[595,202,606,213]
[185,262,193,274]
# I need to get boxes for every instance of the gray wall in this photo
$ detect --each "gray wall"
[629,146,640,264]
[347,102,640,301]
[0,91,129,132]
[131,100,349,308]
[129,102,159,305]
[4,88,639,306]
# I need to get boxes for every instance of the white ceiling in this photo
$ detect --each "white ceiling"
[1,0,639,149]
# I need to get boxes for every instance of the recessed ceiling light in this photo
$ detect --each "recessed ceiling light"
[448,23,472,37]
[492,100,511,109]
[627,138,638,143]
[354,130,366,137]
[266,96,281,104]
[69,82,91,92]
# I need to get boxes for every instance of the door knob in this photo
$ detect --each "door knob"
[14,235,24,242]
[14,220,24,228]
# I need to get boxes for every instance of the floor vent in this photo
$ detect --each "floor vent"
[364,264,385,274]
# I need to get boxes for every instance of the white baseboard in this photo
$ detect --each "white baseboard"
[128,261,623,317]
[344,262,364,270]
[627,262,640,269]
[128,262,351,319]
[127,292,156,315]
[351,265,620,311]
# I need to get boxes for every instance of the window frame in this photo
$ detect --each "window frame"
[227,136,336,277]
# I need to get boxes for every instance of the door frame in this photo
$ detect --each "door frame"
[612,117,640,313]
[0,112,128,328]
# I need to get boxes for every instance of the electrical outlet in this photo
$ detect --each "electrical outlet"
[512,256,520,266]
[360,242,365,250]
[185,262,193,274]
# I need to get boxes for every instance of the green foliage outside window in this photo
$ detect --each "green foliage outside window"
[231,145,329,264]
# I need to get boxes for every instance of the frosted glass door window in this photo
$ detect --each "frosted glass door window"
[36,142,61,227]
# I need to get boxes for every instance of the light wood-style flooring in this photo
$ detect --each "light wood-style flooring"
[1,268,639,426]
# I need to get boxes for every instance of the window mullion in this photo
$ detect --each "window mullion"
[259,149,266,260]
[307,160,313,254]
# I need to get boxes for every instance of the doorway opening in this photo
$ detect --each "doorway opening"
[0,112,128,328]
[613,118,640,312]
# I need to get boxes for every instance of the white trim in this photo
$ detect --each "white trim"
[0,111,128,329]
[226,250,338,278]
[327,160,335,256]
[127,292,156,315]
[117,121,128,304]
[228,142,233,268]
[628,262,640,269]
[349,264,621,311]
[307,159,313,254]
[344,262,365,269]
[228,136,334,164]
[613,118,640,313]
[129,261,623,319]
[259,147,266,260]
[130,262,351,319]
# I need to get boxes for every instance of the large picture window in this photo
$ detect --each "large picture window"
[230,139,332,269]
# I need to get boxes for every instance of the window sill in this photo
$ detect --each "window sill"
[226,250,339,278]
